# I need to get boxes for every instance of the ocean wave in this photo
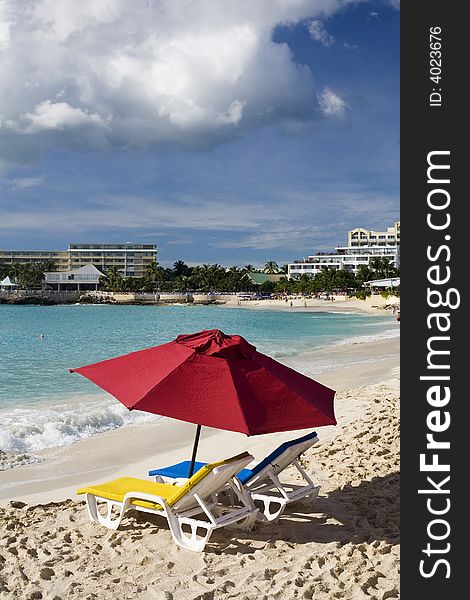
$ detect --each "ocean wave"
[333,327,400,346]
[267,326,399,360]
[0,395,161,455]
[0,450,45,471]
[267,346,306,358]
[306,310,364,316]
[292,354,398,376]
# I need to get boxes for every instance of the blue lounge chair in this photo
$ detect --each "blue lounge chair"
[149,431,320,522]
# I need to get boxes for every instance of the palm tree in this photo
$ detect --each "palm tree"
[144,261,166,291]
[244,264,255,272]
[14,263,48,289]
[102,266,124,292]
[264,261,279,274]
[355,265,372,286]
[369,257,398,279]
[172,260,191,278]
[145,261,159,281]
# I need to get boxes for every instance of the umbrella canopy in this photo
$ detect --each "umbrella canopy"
[70,329,336,435]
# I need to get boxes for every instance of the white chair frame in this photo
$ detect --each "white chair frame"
[82,456,258,552]
[153,435,321,523]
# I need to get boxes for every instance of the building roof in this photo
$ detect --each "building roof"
[0,276,17,286]
[365,278,400,288]
[44,263,106,283]
[70,264,106,276]
[244,273,285,285]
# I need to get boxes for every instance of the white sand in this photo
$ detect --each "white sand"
[0,334,400,599]
[223,294,400,315]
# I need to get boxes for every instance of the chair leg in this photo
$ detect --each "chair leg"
[165,513,214,552]
[297,485,321,507]
[227,511,258,531]
[85,494,129,530]
[251,494,287,523]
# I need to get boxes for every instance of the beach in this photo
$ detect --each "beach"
[222,294,400,316]
[0,327,399,599]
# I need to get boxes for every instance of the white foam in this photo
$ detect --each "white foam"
[297,354,397,376]
[0,394,161,455]
[333,327,400,346]
[0,450,45,471]
[268,346,304,358]
[268,325,398,361]
[307,310,364,316]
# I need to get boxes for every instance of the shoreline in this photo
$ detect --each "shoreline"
[223,295,400,316]
[1,293,400,317]
[0,335,399,506]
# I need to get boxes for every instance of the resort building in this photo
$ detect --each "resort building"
[43,264,105,291]
[67,244,157,278]
[0,249,69,270]
[348,222,400,247]
[0,243,157,278]
[288,222,400,279]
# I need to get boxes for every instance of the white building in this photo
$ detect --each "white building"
[0,276,18,291]
[43,264,105,291]
[288,222,400,279]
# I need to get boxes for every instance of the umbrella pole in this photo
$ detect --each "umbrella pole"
[188,424,202,478]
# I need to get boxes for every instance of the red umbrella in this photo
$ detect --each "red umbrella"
[70,329,336,474]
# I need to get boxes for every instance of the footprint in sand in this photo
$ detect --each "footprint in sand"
[39,567,55,580]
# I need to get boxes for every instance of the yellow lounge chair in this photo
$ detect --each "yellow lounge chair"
[76,452,257,552]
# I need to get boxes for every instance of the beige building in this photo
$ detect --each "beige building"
[0,249,69,269]
[67,244,157,278]
[0,243,157,278]
[348,221,400,247]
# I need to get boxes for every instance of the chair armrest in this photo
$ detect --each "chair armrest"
[123,491,170,512]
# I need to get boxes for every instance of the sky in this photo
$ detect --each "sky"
[0,0,399,267]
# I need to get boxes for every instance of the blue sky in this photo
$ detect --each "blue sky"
[0,0,399,267]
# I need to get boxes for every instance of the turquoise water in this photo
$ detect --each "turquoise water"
[0,304,397,456]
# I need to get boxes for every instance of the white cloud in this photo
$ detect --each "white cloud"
[22,101,106,133]
[307,20,335,46]
[0,188,398,253]
[4,176,45,191]
[0,0,363,172]
[318,87,348,116]
[0,1,14,49]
